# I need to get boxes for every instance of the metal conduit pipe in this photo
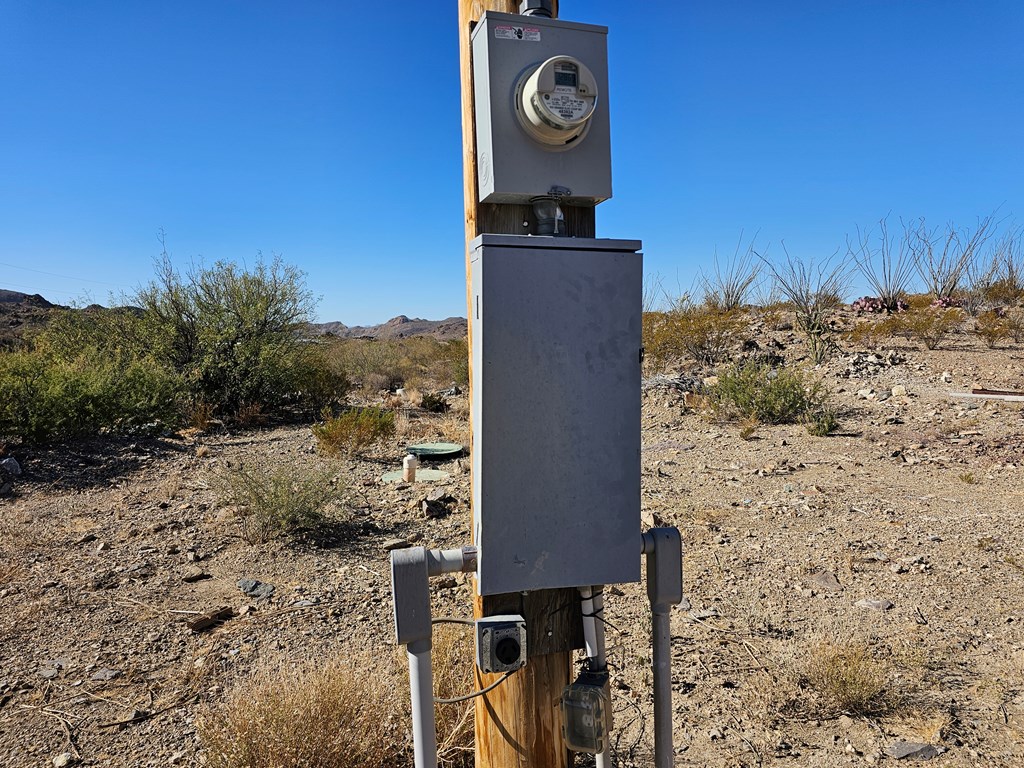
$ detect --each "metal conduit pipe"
[641,528,684,768]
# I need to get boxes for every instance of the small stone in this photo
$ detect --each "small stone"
[708,728,724,740]
[808,572,842,593]
[0,457,21,476]
[855,598,894,611]
[90,667,121,682]
[95,542,109,552]
[0,483,12,496]
[891,385,907,397]
[237,579,275,599]
[52,754,75,767]
[884,741,942,760]
[941,371,953,383]
[39,667,59,680]
[77,533,97,544]
[421,499,448,518]
[182,566,210,583]
[383,538,410,552]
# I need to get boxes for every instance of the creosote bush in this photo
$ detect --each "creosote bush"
[887,307,965,350]
[217,461,344,543]
[313,407,396,457]
[711,361,836,434]
[642,305,748,370]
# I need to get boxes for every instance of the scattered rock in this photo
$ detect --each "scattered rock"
[855,598,894,611]
[187,607,235,633]
[421,499,448,518]
[90,667,121,682]
[0,457,21,476]
[52,753,76,767]
[383,538,410,552]
[181,566,211,583]
[808,572,842,593]
[237,579,275,599]
[891,384,908,397]
[884,741,942,760]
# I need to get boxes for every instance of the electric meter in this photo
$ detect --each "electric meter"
[516,56,598,146]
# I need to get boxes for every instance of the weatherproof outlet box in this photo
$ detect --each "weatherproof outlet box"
[476,614,528,673]
[472,11,612,204]
[470,235,642,595]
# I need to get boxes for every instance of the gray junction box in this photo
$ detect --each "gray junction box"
[472,12,612,205]
[471,235,642,595]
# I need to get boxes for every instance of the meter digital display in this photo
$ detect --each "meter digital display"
[555,70,577,88]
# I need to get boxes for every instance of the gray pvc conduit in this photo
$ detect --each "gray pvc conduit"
[407,639,438,768]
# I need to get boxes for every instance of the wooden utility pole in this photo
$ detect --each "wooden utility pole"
[457,1,593,766]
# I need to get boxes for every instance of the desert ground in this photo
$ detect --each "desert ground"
[3,311,1024,767]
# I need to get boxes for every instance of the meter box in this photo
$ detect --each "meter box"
[470,235,641,595]
[472,12,612,205]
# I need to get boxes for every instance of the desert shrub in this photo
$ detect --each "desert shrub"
[975,310,1011,348]
[0,346,182,443]
[888,307,964,350]
[326,337,468,393]
[711,361,833,433]
[803,641,892,717]
[197,628,473,768]
[313,407,396,457]
[217,461,343,543]
[642,306,747,370]
[848,217,917,313]
[134,252,344,417]
[762,250,850,364]
[198,653,408,768]
[908,215,996,300]
[700,234,761,311]
[984,277,1024,307]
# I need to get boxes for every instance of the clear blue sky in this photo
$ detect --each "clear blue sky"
[1,1,1021,324]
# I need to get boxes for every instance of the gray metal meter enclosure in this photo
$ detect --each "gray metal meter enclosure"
[470,235,642,595]
[472,12,612,204]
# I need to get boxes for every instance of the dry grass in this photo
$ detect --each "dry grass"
[197,628,474,768]
[313,407,396,458]
[215,461,345,543]
[802,640,894,717]
[197,652,409,768]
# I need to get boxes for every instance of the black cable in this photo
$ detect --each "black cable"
[434,669,517,704]
[432,617,475,626]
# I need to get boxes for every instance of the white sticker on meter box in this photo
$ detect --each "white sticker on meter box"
[494,25,541,41]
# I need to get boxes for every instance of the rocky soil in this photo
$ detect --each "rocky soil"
[3,319,1024,767]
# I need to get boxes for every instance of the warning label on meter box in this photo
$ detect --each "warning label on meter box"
[493,25,541,41]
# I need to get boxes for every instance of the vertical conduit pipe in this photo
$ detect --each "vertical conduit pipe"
[407,639,438,768]
[579,586,611,768]
[642,528,683,768]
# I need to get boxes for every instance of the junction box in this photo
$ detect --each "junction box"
[470,234,642,595]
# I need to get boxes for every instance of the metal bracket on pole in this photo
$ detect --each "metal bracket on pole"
[641,527,684,768]
[391,545,478,768]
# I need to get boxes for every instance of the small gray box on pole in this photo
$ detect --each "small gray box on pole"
[470,235,642,595]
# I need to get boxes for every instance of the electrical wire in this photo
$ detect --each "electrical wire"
[434,670,517,705]
[430,616,520,704]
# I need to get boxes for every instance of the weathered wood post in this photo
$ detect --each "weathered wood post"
[458,1,595,765]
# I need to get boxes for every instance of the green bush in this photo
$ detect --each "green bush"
[0,346,182,443]
[312,407,396,457]
[642,306,747,370]
[711,361,836,434]
[217,461,344,544]
[134,254,346,416]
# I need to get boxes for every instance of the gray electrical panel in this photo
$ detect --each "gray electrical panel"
[472,12,612,205]
[471,235,642,595]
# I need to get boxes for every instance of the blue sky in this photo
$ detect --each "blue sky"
[1,1,1021,324]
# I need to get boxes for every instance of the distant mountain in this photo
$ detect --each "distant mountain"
[0,290,467,342]
[0,289,57,307]
[308,315,467,341]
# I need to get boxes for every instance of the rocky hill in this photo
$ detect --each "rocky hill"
[0,290,467,343]
[308,314,467,340]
